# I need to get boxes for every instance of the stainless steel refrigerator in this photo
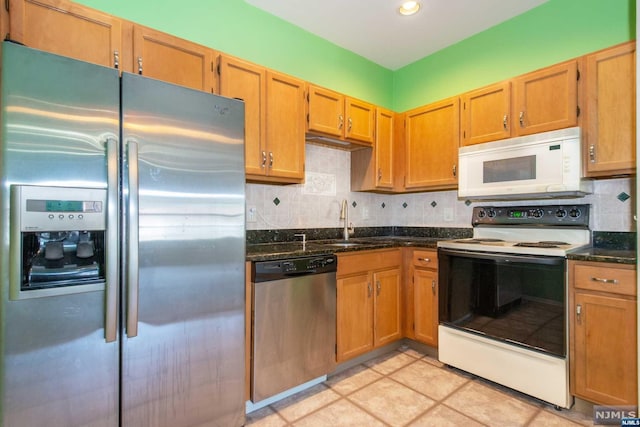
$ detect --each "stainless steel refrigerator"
[0,42,246,426]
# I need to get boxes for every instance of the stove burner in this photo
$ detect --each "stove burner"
[514,241,569,248]
[454,238,505,244]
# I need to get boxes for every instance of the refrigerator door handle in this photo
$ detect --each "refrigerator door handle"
[126,140,140,338]
[105,137,119,343]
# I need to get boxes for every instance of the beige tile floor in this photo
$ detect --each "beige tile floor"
[245,347,595,427]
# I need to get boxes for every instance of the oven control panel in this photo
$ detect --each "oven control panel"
[472,204,589,227]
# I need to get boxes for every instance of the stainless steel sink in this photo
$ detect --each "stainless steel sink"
[326,241,363,247]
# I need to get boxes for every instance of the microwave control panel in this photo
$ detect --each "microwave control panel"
[472,204,589,227]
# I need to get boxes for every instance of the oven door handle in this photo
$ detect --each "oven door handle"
[438,248,565,266]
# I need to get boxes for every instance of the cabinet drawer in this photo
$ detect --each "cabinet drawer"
[337,249,401,277]
[412,250,437,270]
[573,262,636,296]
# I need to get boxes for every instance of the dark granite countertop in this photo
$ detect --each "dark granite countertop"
[567,248,636,265]
[246,236,444,261]
[567,231,636,265]
[246,229,637,264]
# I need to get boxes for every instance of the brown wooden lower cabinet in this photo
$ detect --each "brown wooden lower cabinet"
[404,248,439,347]
[569,260,637,405]
[336,249,402,362]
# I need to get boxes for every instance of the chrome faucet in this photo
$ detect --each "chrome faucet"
[340,199,354,240]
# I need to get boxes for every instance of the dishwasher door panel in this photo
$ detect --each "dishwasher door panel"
[251,272,336,402]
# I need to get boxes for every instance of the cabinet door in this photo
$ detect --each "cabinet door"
[218,56,266,177]
[584,42,636,177]
[461,82,511,146]
[373,268,401,347]
[9,0,121,68]
[573,292,637,405]
[133,25,215,93]
[307,85,344,137]
[413,268,438,346]
[513,61,578,136]
[345,98,375,144]
[405,97,459,190]
[265,71,305,182]
[350,107,394,191]
[375,108,395,188]
[337,273,374,362]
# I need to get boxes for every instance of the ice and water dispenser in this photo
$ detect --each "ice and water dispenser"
[10,185,107,299]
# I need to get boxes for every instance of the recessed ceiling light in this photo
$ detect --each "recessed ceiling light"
[399,1,421,16]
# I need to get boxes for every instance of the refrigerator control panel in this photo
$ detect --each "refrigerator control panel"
[12,185,107,232]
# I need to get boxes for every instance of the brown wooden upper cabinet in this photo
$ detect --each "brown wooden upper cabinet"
[8,0,122,69]
[583,41,636,177]
[461,61,578,145]
[403,97,459,191]
[351,107,395,191]
[512,60,579,136]
[461,81,511,146]
[132,25,217,93]
[307,85,375,146]
[218,55,304,183]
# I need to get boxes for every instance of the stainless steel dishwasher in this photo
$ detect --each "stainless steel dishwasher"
[251,254,337,402]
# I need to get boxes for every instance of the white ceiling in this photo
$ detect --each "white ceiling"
[245,0,549,70]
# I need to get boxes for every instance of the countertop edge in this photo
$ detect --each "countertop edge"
[248,237,637,264]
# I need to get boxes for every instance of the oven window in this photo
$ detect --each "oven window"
[483,155,536,183]
[439,250,566,357]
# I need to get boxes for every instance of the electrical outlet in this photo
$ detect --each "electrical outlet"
[247,206,257,223]
[444,208,454,222]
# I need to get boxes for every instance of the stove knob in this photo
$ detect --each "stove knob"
[487,209,496,218]
[555,209,567,218]
[569,208,581,218]
[477,210,486,218]
[532,209,544,218]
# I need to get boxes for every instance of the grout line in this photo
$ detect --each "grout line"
[251,348,593,427]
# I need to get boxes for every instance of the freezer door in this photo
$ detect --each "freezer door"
[0,43,120,426]
[120,73,246,427]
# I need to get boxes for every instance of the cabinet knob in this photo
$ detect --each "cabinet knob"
[367,283,372,297]
[452,164,457,177]
[519,111,525,127]
[338,115,344,130]
[137,56,143,75]
[376,280,381,296]
[113,50,120,69]
[417,258,431,262]
[377,168,383,181]
[503,114,508,130]
[348,117,353,132]
[261,151,267,168]
[269,152,274,168]
[431,279,436,294]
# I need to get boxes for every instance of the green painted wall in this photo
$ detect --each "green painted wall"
[75,0,394,108]
[76,0,634,113]
[393,0,636,111]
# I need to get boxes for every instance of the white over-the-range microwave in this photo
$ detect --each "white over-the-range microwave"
[458,126,592,200]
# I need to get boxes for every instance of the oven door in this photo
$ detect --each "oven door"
[438,248,566,357]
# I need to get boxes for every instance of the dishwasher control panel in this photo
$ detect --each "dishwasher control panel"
[253,255,337,283]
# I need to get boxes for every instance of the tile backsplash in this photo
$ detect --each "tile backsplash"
[245,144,636,232]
